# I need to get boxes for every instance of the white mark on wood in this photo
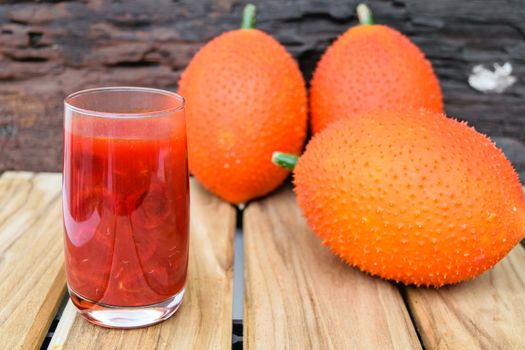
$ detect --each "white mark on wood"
[468,62,516,93]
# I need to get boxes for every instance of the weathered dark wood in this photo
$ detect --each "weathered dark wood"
[0,0,524,172]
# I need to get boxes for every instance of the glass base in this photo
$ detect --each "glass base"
[69,287,185,329]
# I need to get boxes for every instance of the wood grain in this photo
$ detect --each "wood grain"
[1,0,525,173]
[49,179,235,350]
[0,172,66,350]
[405,245,525,349]
[243,186,422,349]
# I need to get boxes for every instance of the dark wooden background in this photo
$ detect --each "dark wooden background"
[1,0,524,179]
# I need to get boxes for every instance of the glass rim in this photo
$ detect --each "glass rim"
[64,86,185,119]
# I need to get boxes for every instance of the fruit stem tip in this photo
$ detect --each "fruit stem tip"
[241,4,256,29]
[357,3,374,25]
[272,152,298,171]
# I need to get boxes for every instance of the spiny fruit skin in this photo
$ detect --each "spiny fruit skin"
[179,29,307,204]
[294,109,525,287]
[310,25,443,134]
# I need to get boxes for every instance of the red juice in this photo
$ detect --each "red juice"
[63,114,189,308]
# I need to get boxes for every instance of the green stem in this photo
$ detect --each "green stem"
[241,4,256,29]
[272,152,299,171]
[357,3,374,25]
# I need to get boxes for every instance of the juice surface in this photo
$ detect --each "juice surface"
[63,117,189,307]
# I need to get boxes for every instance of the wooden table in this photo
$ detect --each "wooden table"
[1,171,524,349]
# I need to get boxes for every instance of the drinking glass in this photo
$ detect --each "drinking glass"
[63,87,189,328]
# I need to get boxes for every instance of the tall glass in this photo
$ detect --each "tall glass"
[63,87,189,328]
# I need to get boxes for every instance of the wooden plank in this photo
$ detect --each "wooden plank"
[406,245,525,349]
[49,179,235,350]
[243,186,422,349]
[0,172,66,350]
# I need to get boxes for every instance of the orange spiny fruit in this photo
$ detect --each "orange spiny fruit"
[179,4,307,204]
[274,109,525,286]
[310,4,443,134]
